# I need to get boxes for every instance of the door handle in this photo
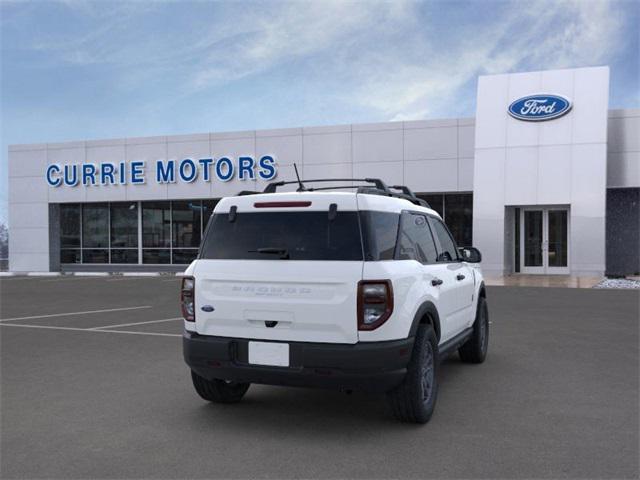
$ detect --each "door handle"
[456,274,466,281]
[431,278,443,286]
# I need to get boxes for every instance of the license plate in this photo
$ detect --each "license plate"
[248,341,290,367]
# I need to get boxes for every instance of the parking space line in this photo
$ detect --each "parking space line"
[90,317,182,330]
[0,306,152,322]
[105,277,157,282]
[0,277,47,282]
[42,277,109,283]
[0,323,180,337]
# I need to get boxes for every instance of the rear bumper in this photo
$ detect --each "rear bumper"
[183,331,414,393]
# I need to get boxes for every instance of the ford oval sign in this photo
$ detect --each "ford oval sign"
[508,94,572,121]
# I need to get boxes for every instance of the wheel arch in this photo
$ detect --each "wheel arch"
[478,281,487,299]
[408,301,442,342]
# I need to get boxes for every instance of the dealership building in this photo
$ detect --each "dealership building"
[7,66,640,276]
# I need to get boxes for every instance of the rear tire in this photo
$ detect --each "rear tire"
[386,324,439,424]
[458,296,489,364]
[191,371,250,403]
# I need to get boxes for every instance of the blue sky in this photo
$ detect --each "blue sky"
[1,0,638,225]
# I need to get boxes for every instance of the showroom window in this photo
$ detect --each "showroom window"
[59,199,220,265]
[171,201,202,264]
[142,201,171,264]
[111,203,138,264]
[60,204,81,263]
[416,193,473,247]
[82,203,109,263]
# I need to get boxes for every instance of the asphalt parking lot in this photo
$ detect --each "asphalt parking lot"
[0,276,638,479]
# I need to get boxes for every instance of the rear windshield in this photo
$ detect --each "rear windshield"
[200,211,363,261]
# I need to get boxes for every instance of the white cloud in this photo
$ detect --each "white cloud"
[189,1,415,91]
[350,0,626,121]
[8,0,630,121]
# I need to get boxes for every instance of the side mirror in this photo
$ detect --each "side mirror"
[459,247,482,263]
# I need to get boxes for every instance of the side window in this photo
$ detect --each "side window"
[360,211,400,261]
[429,217,459,262]
[396,212,438,263]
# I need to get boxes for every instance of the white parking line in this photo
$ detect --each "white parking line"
[0,276,47,282]
[42,276,116,283]
[0,306,152,322]
[90,317,182,330]
[0,323,180,337]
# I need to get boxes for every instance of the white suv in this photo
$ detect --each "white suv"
[182,178,488,423]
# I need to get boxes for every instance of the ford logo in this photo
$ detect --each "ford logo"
[508,94,572,121]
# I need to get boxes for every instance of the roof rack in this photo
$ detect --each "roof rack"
[389,185,431,208]
[262,177,431,208]
[263,178,389,193]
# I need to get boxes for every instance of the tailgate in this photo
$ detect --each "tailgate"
[194,260,362,344]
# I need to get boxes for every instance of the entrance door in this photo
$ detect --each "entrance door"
[520,208,569,274]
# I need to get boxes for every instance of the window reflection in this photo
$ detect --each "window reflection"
[82,204,109,248]
[111,203,138,248]
[142,202,171,248]
[57,198,239,265]
[172,201,201,248]
[416,193,473,247]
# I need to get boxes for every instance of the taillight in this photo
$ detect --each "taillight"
[357,280,393,330]
[181,276,195,322]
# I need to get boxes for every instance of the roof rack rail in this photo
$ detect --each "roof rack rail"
[261,177,432,208]
[389,185,431,208]
[237,190,261,196]
[263,178,391,194]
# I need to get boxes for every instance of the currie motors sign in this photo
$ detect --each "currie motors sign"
[508,94,572,121]
[45,155,277,187]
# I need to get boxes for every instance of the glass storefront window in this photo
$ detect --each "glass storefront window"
[82,204,109,248]
[416,193,473,247]
[420,194,444,218]
[111,249,138,264]
[111,203,138,248]
[143,249,170,264]
[444,194,473,247]
[60,204,81,248]
[82,249,109,264]
[60,249,81,264]
[59,199,220,265]
[172,201,202,248]
[172,248,199,264]
[142,202,171,248]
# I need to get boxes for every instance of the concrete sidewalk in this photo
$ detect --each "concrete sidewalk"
[484,274,602,288]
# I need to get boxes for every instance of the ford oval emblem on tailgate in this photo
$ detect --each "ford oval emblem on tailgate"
[201,305,214,312]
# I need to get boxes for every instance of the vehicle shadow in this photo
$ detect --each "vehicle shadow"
[179,356,467,436]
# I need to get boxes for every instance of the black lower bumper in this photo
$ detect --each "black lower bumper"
[183,331,414,393]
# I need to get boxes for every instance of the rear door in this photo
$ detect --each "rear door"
[396,211,460,343]
[194,194,363,344]
[428,216,475,334]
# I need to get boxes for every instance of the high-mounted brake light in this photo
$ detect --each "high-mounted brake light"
[357,280,393,330]
[181,276,195,322]
[254,201,312,208]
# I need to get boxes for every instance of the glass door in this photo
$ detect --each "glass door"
[519,208,570,274]
[521,209,545,274]
[546,209,569,274]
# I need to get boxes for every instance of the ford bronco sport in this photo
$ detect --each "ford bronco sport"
[182,178,488,423]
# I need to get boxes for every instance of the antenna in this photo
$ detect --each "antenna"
[293,163,306,191]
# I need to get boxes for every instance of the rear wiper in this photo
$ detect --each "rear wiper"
[249,247,290,259]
